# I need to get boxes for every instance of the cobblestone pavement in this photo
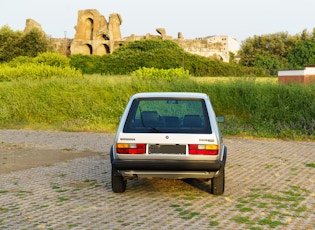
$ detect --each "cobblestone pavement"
[0,131,314,229]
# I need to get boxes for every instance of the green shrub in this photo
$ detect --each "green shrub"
[69,54,103,74]
[0,53,81,82]
[131,67,191,81]
[7,56,34,67]
[0,63,82,81]
[183,53,265,77]
[33,52,70,68]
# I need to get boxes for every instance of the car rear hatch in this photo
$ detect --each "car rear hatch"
[115,133,220,160]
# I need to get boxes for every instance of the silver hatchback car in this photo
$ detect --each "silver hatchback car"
[110,92,227,195]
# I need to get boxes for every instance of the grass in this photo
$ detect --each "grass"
[170,204,201,220]
[58,196,69,202]
[51,183,61,189]
[167,184,311,228]
[0,208,9,213]
[193,76,278,84]
[15,190,32,197]
[231,185,310,229]
[0,74,314,139]
[209,220,219,226]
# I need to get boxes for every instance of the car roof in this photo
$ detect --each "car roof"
[131,92,209,100]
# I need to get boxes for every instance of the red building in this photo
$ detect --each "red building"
[278,66,315,84]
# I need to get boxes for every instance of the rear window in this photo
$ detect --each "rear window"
[123,98,212,133]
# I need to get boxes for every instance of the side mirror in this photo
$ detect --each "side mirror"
[217,116,225,123]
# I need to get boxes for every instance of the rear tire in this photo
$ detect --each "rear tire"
[110,146,127,193]
[111,167,127,193]
[211,166,225,195]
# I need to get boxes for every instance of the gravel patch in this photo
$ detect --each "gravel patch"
[0,129,114,152]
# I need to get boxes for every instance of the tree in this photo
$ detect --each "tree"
[255,54,289,75]
[287,40,315,68]
[0,26,22,62]
[312,28,315,40]
[17,28,53,57]
[0,26,54,63]
[238,32,303,75]
[301,29,311,41]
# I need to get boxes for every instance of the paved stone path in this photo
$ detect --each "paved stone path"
[0,131,314,229]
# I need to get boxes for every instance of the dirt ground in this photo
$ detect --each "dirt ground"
[0,145,99,174]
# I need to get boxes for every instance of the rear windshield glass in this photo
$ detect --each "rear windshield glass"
[123,98,212,133]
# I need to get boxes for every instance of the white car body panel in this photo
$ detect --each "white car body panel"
[111,92,227,192]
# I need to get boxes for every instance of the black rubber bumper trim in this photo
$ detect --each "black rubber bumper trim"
[112,159,222,171]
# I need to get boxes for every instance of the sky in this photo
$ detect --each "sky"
[1,0,315,43]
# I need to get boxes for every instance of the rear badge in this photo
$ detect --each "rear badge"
[120,138,135,141]
[199,139,214,142]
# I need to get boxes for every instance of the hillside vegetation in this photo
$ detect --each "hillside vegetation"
[69,39,265,77]
[2,25,315,76]
[0,40,314,140]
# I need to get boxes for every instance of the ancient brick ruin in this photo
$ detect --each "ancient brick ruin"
[69,9,239,62]
[24,9,239,62]
[70,9,123,55]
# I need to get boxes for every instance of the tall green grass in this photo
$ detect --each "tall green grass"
[0,76,131,132]
[202,79,315,139]
[0,75,314,139]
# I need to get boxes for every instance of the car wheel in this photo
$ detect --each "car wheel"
[111,166,127,193]
[211,165,225,195]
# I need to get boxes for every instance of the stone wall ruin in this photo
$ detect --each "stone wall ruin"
[70,9,123,55]
[69,9,239,62]
[23,9,239,62]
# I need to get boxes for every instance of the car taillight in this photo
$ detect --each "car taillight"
[116,143,146,154]
[189,144,219,155]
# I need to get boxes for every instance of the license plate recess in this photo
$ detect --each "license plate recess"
[149,144,186,154]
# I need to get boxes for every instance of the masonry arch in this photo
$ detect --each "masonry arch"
[94,44,110,55]
[79,44,93,55]
[104,44,110,53]
[84,18,94,40]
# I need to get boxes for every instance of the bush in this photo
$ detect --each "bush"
[7,56,34,67]
[0,63,82,81]
[131,67,191,82]
[0,52,81,82]
[33,52,70,68]
[69,54,103,74]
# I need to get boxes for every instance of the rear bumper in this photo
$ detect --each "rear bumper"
[112,159,223,172]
